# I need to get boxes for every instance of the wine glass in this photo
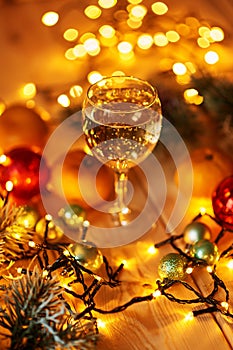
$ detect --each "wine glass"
[82,76,162,226]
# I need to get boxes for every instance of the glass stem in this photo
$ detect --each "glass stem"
[114,170,129,213]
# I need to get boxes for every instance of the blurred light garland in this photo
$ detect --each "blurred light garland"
[1,0,229,112]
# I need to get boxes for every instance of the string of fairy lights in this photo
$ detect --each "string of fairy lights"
[2,0,227,115]
[0,174,233,346]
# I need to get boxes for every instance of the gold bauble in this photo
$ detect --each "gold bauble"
[174,148,233,198]
[68,242,103,270]
[36,217,64,243]
[0,104,48,151]
[16,205,40,229]
[51,150,114,209]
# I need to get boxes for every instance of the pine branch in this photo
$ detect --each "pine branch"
[0,268,98,350]
[0,204,33,262]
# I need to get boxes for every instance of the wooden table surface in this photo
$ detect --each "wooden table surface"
[83,143,233,350]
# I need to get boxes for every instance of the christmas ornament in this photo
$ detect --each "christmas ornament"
[0,104,48,151]
[36,217,64,243]
[51,150,114,209]
[0,147,50,201]
[212,175,233,230]
[58,204,86,229]
[68,242,103,270]
[158,253,187,280]
[189,239,219,265]
[183,222,211,244]
[174,148,233,198]
[16,205,40,229]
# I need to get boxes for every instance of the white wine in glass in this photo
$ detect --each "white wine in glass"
[82,76,162,225]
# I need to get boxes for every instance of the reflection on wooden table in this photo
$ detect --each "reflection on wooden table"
[86,144,233,350]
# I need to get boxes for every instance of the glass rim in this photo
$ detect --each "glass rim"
[85,75,160,114]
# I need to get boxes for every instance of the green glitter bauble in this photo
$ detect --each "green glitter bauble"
[190,239,219,265]
[158,253,187,280]
[68,242,103,270]
[183,222,211,244]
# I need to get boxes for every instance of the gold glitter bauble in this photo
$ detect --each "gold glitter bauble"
[158,253,187,280]
[68,242,103,270]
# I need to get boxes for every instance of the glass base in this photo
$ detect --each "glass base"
[109,206,140,226]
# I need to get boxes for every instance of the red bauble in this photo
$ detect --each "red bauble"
[0,147,50,200]
[212,175,233,229]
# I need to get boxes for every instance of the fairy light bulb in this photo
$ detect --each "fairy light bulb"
[99,25,115,38]
[57,94,70,107]
[130,5,147,19]
[210,27,224,42]
[117,41,133,54]
[65,48,77,61]
[70,85,83,98]
[221,301,229,310]
[197,37,210,48]
[63,28,79,42]
[172,62,187,75]
[204,51,219,64]
[183,88,203,105]
[137,34,153,49]
[198,26,210,38]
[73,44,87,58]
[184,311,194,321]
[227,259,233,269]
[152,289,161,298]
[147,245,158,255]
[23,83,37,98]
[153,32,168,47]
[151,2,168,15]
[97,319,106,329]
[41,11,59,26]
[63,249,70,257]
[121,259,129,268]
[166,30,180,42]
[84,38,100,56]
[0,154,7,164]
[28,241,36,248]
[84,38,99,51]
[88,71,103,84]
[186,267,193,274]
[5,180,13,192]
[127,18,142,29]
[98,0,117,9]
[184,88,198,99]
[199,207,206,215]
[84,5,102,19]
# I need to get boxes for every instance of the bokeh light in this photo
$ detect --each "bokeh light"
[41,11,59,26]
